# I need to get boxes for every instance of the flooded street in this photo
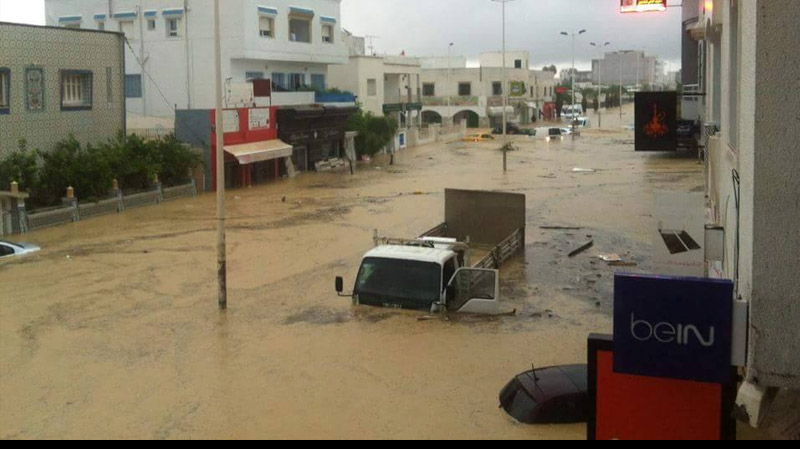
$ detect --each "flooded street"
[1,119,705,439]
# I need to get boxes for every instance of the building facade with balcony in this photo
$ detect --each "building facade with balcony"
[681,0,800,428]
[44,0,349,121]
[327,54,421,123]
[417,51,556,128]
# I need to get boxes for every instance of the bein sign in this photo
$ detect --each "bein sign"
[614,274,734,384]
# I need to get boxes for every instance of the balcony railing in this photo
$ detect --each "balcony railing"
[421,96,480,107]
[384,94,420,104]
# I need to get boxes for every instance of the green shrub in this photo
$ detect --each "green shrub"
[153,134,202,187]
[38,135,114,204]
[0,140,40,193]
[102,132,161,192]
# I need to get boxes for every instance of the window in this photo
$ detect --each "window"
[322,24,334,43]
[246,72,265,81]
[119,20,134,38]
[0,244,15,258]
[166,18,180,38]
[290,73,305,91]
[61,71,93,110]
[125,74,142,98]
[147,19,156,31]
[458,82,471,96]
[289,17,311,43]
[492,82,503,96]
[106,67,114,103]
[515,59,523,69]
[259,16,274,38]
[422,83,435,97]
[0,69,10,114]
[311,74,326,91]
[272,73,288,91]
[367,79,377,97]
[25,68,45,112]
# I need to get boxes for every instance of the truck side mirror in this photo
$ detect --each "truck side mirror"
[335,276,344,294]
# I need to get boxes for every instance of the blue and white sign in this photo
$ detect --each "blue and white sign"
[614,273,734,384]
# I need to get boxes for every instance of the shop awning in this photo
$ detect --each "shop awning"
[487,106,515,117]
[225,140,293,165]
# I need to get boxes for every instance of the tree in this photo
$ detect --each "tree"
[347,110,399,157]
[581,96,589,116]
[593,96,600,112]
[555,96,564,118]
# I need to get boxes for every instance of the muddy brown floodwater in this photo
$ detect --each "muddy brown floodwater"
[1,118,705,439]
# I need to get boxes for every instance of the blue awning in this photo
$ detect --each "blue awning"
[58,16,82,24]
[94,14,107,21]
[162,8,185,17]
[320,16,336,24]
[113,11,138,20]
[289,7,315,17]
[258,6,279,16]
[143,10,158,18]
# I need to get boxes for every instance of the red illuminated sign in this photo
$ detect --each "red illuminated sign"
[621,0,668,13]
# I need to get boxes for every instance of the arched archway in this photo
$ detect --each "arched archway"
[421,110,443,125]
[453,110,480,128]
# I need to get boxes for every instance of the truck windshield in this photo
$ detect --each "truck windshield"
[355,257,441,308]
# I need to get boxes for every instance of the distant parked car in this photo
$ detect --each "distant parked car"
[518,128,537,137]
[0,240,41,259]
[492,123,522,135]
[534,127,565,142]
[462,133,496,143]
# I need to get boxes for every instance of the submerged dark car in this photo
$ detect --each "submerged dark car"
[499,365,589,425]
[492,123,522,135]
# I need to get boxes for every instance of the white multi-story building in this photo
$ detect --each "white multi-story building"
[592,50,660,88]
[44,0,348,122]
[417,51,556,128]
[328,34,421,121]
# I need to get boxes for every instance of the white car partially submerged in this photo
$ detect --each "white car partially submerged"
[0,240,41,259]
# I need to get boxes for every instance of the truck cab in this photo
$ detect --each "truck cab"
[338,244,501,315]
[335,189,525,316]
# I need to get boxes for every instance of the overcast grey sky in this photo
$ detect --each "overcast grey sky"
[341,0,683,70]
[1,0,682,71]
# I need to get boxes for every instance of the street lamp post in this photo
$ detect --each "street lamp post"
[213,0,227,310]
[561,29,586,136]
[591,42,611,129]
[493,0,515,173]
[447,43,454,122]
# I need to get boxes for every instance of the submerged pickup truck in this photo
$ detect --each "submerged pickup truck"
[335,189,526,315]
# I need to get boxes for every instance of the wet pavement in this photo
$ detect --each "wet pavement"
[0,116,705,439]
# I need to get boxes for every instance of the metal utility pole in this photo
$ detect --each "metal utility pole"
[493,0,515,173]
[447,43,454,120]
[619,51,623,126]
[591,42,611,129]
[561,29,586,136]
[213,0,227,310]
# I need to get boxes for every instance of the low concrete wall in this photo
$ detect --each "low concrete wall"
[16,181,197,234]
